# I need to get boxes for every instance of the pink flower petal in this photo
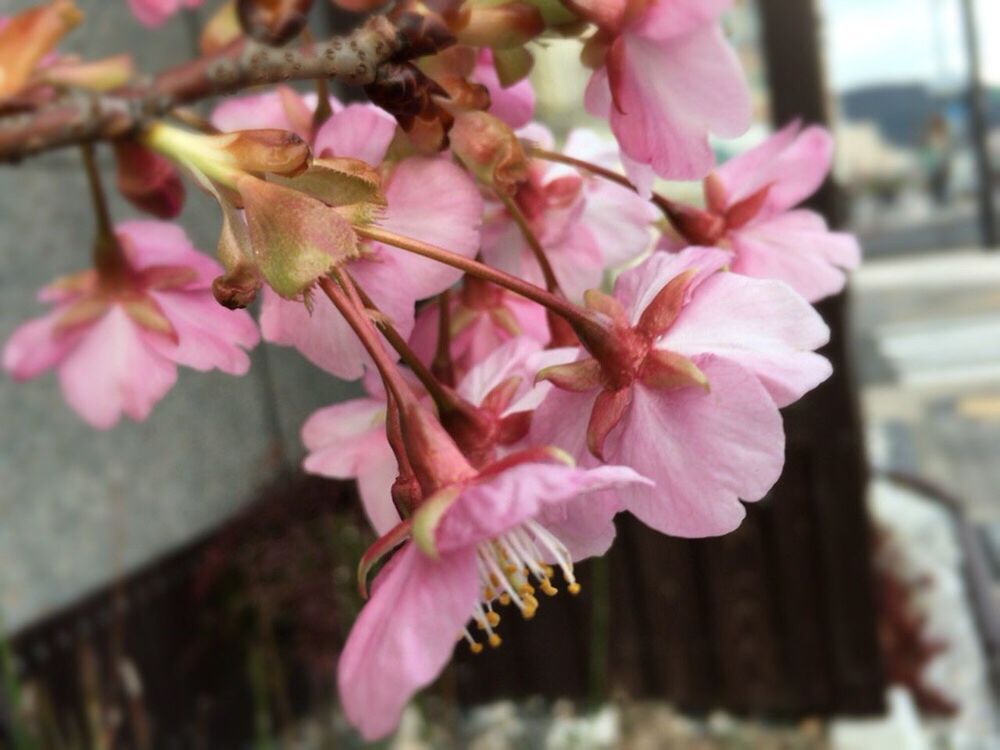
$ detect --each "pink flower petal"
[57,307,177,429]
[474,49,535,128]
[211,91,338,135]
[605,356,785,537]
[590,25,751,180]
[148,289,259,375]
[662,272,832,407]
[312,104,397,166]
[128,0,182,27]
[635,0,732,40]
[3,309,84,381]
[302,398,401,535]
[716,123,834,219]
[117,220,220,286]
[730,210,861,303]
[614,246,731,324]
[337,544,479,741]
[371,157,483,301]
[435,461,649,553]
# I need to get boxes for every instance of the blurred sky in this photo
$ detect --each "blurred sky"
[823,0,1000,91]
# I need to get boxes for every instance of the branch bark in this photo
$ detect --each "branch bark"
[0,15,403,162]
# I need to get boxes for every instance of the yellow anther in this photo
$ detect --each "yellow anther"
[469,642,484,655]
[486,611,501,627]
[490,574,500,588]
[483,586,495,600]
[543,565,555,578]
[568,582,581,595]
[521,606,537,620]
[540,579,558,597]
[504,564,517,575]
[476,619,486,631]
[518,583,535,596]
[498,593,511,606]
[488,633,502,648]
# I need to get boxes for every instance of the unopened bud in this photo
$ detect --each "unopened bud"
[212,263,262,309]
[114,140,185,219]
[450,110,528,193]
[391,4,456,61]
[447,1,543,50]
[236,0,314,46]
[217,129,311,176]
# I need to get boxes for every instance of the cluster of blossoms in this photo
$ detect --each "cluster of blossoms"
[1,0,860,741]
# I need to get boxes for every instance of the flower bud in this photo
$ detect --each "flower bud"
[114,140,185,219]
[447,1,544,50]
[450,110,528,193]
[236,0,314,46]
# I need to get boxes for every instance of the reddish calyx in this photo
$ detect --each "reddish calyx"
[539,273,709,460]
[666,174,773,246]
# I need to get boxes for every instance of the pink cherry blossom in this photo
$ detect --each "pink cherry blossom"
[128,0,203,28]
[481,127,654,301]
[703,121,862,302]
[408,277,548,376]
[581,0,752,182]
[3,221,259,429]
[473,49,535,128]
[338,449,649,741]
[531,246,831,537]
[302,338,560,534]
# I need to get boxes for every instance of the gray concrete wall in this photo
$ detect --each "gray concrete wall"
[0,0,356,631]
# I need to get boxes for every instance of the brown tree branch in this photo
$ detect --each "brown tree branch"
[0,15,407,162]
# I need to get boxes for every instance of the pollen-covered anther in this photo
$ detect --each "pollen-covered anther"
[472,520,580,635]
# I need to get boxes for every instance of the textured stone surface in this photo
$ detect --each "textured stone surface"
[0,0,357,632]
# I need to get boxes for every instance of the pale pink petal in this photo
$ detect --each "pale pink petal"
[117,220,220,285]
[456,336,543,407]
[661,272,832,407]
[58,307,177,429]
[579,180,656,268]
[128,0,181,27]
[474,49,535,128]
[313,104,397,166]
[614,246,731,324]
[594,26,751,180]
[337,544,479,741]
[3,310,83,381]
[535,492,622,560]
[730,210,861,303]
[606,356,785,537]
[301,398,401,535]
[370,157,483,301]
[546,222,606,302]
[260,287,381,381]
[210,90,340,135]
[148,290,259,374]
[716,124,834,218]
[635,0,731,40]
[435,462,650,553]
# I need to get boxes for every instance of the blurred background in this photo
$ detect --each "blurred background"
[2,0,1000,747]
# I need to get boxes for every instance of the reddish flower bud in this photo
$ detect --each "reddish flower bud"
[450,110,528,193]
[218,128,311,176]
[37,54,133,92]
[114,140,185,219]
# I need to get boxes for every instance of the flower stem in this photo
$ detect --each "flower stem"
[340,271,459,415]
[80,143,127,280]
[433,289,455,387]
[317,275,415,410]
[493,187,561,294]
[354,225,599,336]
